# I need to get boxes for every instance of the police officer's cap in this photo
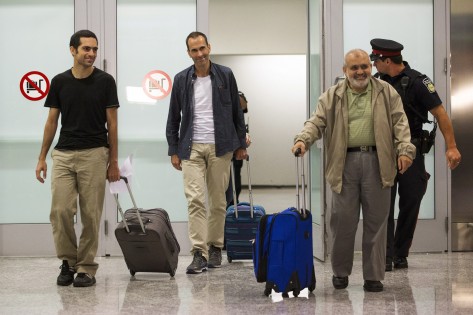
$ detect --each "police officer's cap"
[369,38,403,61]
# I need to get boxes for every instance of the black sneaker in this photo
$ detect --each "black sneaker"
[57,260,75,286]
[73,273,96,287]
[208,245,222,268]
[394,257,408,269]
[186,251,208,274]
[385,256,393,272]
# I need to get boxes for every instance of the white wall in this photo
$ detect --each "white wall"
[209,0,308,185]
[209,0,307,55]
[211,55,306,186]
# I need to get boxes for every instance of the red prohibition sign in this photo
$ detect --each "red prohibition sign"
[142,70,172,100]
[20,71,50,101]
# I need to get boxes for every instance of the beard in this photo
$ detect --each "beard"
[347,75,369,91]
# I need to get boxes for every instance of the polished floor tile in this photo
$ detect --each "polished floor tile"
[1,252,473,314]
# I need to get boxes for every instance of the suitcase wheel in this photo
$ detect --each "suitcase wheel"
[129,270,136,276]
[170,269,176,277]
[309,282,316,292]
[309,269,316,292]
[292,289,300,297]
[227,256,233,263]
[264,287,272,297]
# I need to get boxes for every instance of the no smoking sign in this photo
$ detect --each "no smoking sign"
[20,71,50,101]
[142,70,172,100]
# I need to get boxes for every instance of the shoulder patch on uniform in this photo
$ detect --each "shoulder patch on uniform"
[422,77,436,93]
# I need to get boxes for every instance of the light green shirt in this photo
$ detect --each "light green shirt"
[347,81,375,147]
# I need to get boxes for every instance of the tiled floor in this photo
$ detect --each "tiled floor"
[1,252,473,314]
[2,188,473,314]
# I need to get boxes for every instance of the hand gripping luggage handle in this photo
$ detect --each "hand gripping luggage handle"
[294,148,307,219]
[113,176,146,234]
[231,155,254,219]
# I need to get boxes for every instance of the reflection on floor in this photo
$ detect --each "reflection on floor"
[2,187,472,314]
[1,252,473,314]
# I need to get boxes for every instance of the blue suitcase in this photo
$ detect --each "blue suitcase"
[225,157,265,263]
[253,151,315,296]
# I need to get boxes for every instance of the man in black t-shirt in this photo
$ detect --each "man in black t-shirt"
[35,30,120,287]
[370,38,461,271]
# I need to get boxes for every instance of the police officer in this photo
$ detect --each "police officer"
[370,38,461,271]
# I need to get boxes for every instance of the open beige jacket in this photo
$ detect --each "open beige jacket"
[295,77,416,194]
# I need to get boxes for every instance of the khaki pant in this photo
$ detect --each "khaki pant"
[50,147,109,276]
[330,151,390,281]
[181,144,232,260]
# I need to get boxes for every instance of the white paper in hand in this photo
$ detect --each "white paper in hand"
[109,155,133,194]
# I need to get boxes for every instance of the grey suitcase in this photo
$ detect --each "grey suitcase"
[114,177,180,277]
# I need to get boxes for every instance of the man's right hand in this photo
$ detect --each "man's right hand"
[36,160,47,183]
[291,141,306,156]
[171,154,182,171]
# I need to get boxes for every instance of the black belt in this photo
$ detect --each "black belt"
[347,146,377,152]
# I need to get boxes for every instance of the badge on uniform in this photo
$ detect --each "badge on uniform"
[422,77,436,93]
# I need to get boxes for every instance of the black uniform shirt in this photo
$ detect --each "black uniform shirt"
[379,62,442,138]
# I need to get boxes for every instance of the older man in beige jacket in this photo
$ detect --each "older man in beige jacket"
[292,49,415,292]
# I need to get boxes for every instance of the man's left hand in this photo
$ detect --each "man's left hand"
[107,162,121,182]
[398,155,413,174]
[446,147,461,170]
[235,148,248,160]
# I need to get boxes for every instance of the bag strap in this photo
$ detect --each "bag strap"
[400,76,435,126]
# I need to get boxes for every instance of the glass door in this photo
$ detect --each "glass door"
[101,0,197,256]
[328,0,449,252]
[0,0,74,256]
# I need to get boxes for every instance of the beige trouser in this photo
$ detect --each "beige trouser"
[181,143,233,260]
[330,151,390,281]
[50,147,109,276]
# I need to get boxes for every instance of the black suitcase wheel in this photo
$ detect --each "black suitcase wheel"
[170,268,176,277]
[309,282,316,292]
[264,287,272,297]
[309,269,316,292]
[129,270,136,276]
[293,289,300,297]
[228,256,232,263]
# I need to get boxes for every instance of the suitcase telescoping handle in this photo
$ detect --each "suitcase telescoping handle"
[294,148,307,219]
[113,176,146,234]
[231,155,254,219]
